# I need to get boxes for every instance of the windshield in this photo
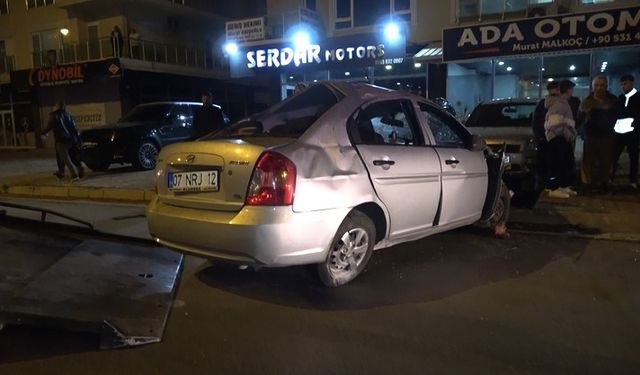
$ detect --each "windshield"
[466,102,536,128]
[203,84,343,139]
[118,104,173,123]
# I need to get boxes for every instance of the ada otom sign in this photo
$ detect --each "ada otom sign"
[443,6,640,61]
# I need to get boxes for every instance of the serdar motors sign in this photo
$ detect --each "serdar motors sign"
[443,6,640,61]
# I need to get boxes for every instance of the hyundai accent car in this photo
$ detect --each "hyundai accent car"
[146,82,509,287]
[80,102,229,171]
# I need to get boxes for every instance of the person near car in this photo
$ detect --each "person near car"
[192,91,225,139]
[532,81,559,191]
[611,74,640,189]
[544,80,578,198]
[41,101,84,181]
[578,75,618,193]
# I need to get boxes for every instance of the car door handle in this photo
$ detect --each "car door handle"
[373,159,396,166]
[445,159,460,165]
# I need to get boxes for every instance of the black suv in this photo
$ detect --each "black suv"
[80,102,229,171]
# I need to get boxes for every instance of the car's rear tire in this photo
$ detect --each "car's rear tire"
[317,210,375,287]
[85,160,111,171]
[133,141,159,170]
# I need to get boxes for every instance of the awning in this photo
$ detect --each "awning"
[414,45,443,62]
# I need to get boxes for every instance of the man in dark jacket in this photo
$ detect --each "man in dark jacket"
[531,81,559,191]
[578,75,618,192]
[612,74,640,189]
[192,91,225,139]
[42,101,84,181]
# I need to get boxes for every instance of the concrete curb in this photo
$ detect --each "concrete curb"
[1,184,155,203]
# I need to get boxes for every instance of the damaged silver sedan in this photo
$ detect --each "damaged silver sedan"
[146,82,508,286]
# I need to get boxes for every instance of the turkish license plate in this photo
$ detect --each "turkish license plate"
[168,170,219,192]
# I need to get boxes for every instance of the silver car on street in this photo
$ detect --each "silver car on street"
[147,82,508,286]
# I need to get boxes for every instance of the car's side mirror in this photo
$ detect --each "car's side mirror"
[159,125,171,135]
[469,134,486,152]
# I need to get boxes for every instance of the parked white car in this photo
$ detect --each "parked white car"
[147,82,509,286]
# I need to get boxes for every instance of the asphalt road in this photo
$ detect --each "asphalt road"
[1,223,639,375]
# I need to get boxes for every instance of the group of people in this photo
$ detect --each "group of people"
[533,74,640,198]
[110,26,141,59]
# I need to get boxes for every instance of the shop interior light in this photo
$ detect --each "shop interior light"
[506,66,513,72]
[344,71,351,76]
[541,67,545,71]
[573,77,578,81]
[414,62,422,68]
[498,61,505,66]
[396,82,401,86]
[384,21,401,43]
[292,30,311,49]
[288,76,294,80]
[569,65,576,71]
[224,42,238,55]
[60,28,70,36]
[548,78,554,82]
[385,65,392,71]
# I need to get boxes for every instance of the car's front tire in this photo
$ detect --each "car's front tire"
[317,210,375,287]
[133,140,159,170]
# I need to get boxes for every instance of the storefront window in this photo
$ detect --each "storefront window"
[495,57,542,100]
[447,61,492,119]
[592,49,640,97]
[542,54,591,99]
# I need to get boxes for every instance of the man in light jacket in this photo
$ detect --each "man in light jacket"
[544,80,577,198]
[612,74,640,189]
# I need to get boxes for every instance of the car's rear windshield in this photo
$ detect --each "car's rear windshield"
[205,84,343,139]
[119,104,173,123]
[466,102,536,128]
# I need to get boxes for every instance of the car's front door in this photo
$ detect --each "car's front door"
[350,99,442,241]
[418,102,488,226]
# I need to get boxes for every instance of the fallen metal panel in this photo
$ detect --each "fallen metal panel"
[0,226,183,349]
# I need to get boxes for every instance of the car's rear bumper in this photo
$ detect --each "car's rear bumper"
[146,197,349,267]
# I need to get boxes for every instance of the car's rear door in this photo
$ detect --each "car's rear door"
[417,102,487,226]
[350,99,441,241]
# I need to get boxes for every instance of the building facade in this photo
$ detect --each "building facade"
[0,0,266,149]
[224,0,639,121]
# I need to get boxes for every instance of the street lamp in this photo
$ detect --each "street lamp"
[60,28,69,63]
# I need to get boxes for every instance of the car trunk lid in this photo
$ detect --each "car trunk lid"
[156,137,292,212]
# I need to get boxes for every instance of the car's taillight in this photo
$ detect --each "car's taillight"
[245,151,296,206]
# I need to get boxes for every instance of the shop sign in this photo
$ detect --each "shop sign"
[443,6,640,61]
[25,59,121,88]
[66,103,106,130]
[29,64,86,87]
[226,17,265,43]
[230,34,405,77]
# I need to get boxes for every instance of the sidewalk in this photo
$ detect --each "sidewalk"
[2,148,640,240]
[0,149,155,202]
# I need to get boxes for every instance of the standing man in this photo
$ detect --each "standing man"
[129,28,141,59]
[578,75,618,193]
[544,80,577,198]
[42,101,84,181]
[111,26,124,57]
[192,91,225,139]
[612,74,640,189]
[531,80,559,191]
